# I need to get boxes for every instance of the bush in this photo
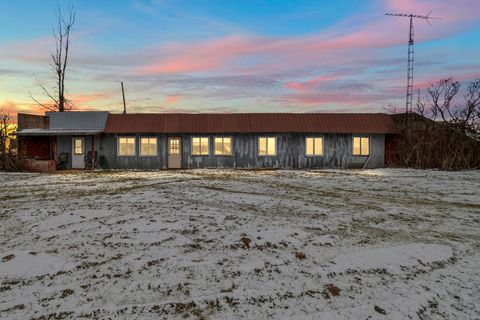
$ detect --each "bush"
[386,114,480,170]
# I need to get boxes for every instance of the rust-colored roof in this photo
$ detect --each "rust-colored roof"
[104,113,399,134]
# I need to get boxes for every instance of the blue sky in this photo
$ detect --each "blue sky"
[1,0,479,119]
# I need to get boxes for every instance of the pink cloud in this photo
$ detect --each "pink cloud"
[138,35,262,74]
[1,101,21,123]
[1,100,46,123]
[70,93,110,104]
[133,0,480,77]
[3,37,52,64]
[165,95,180,105]
[284,73,345,93]
[381,72,480,96]
[282,91,386,107]
[136,29,400,75]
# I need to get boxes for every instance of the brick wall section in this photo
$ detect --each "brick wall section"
[22,159,56,173]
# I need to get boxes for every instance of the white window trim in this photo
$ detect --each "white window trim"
[305,136,324,157]
[352,136,370,156]
[73,137,84,155]
[258,136,277,156]
[140,137,158,157]
[117,136,136,157]
[214,136,233,156]
[191,137,210,156]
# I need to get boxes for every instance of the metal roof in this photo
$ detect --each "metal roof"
[47,111,109,130]
[104,113,399,134]
[15,128,103,136]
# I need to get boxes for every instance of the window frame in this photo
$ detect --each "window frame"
[140,137,158,157]
[258,136,277,156]
[191,136,210,156]
[168,137,181,155]
[117,136,136,157]
[73,137,84,155]
[352,136,370,156]
[214,136,233,156]
[305,136,324,157]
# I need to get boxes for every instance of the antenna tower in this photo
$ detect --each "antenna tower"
[386,12,440,113]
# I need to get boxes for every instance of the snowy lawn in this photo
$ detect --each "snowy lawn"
[0,169,479,319]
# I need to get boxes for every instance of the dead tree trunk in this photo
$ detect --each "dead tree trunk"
[31,6,76,112]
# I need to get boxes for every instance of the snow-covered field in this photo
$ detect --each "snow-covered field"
[0,169,479,319]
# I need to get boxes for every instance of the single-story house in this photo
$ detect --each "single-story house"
[16,112,399,171]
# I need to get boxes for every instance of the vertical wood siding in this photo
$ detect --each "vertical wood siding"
[86,133,385,169]
[56,135,101,169]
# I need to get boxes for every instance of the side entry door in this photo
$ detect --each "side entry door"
[72,137,85,169]
[168,137,181,169]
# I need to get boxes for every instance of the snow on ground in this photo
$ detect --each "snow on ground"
[0,169,479,319]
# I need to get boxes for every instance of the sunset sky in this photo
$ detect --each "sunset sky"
[1,0,479,121]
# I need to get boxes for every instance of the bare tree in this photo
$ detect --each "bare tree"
[462,79,480,137]
[388,77,480,170]
[425,77,480,138]
[31,6,76,112]
[415,88,426,117]
[0,112,17,171]
[427,77,460,123]
[382,104,397,114]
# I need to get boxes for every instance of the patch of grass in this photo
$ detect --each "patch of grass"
[240,237,252,249]
[0,194,25,201]
[0,304,25,314]
[76,253,123,270]
[60,289,74,298]
[184,243,202,251]
[174,301,197,314]
[2,254,15,262]
[375,305,386,315]
[294,251,306,260]
[223,296,239,306]
[31,311,74,320]
[145,258,166,267]
[324,283,341,299]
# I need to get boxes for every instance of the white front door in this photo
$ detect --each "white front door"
[168,137,181,169]
[72,137,85,169]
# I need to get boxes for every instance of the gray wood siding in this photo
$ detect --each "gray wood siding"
[99,134,167,169]
[56,135,101,169]
[93,133,385,169]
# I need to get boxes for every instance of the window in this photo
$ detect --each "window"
[192,137,209,155]
[169,138,180,155]
[118,137,136,156]
[258,137,276,156]
[140,137,157,156]
[214,137,232,156]
[306,137,323,156]
[73,138,83,155]
[353,136,369,156]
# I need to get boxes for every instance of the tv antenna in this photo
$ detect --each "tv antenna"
[386,12,441,113]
